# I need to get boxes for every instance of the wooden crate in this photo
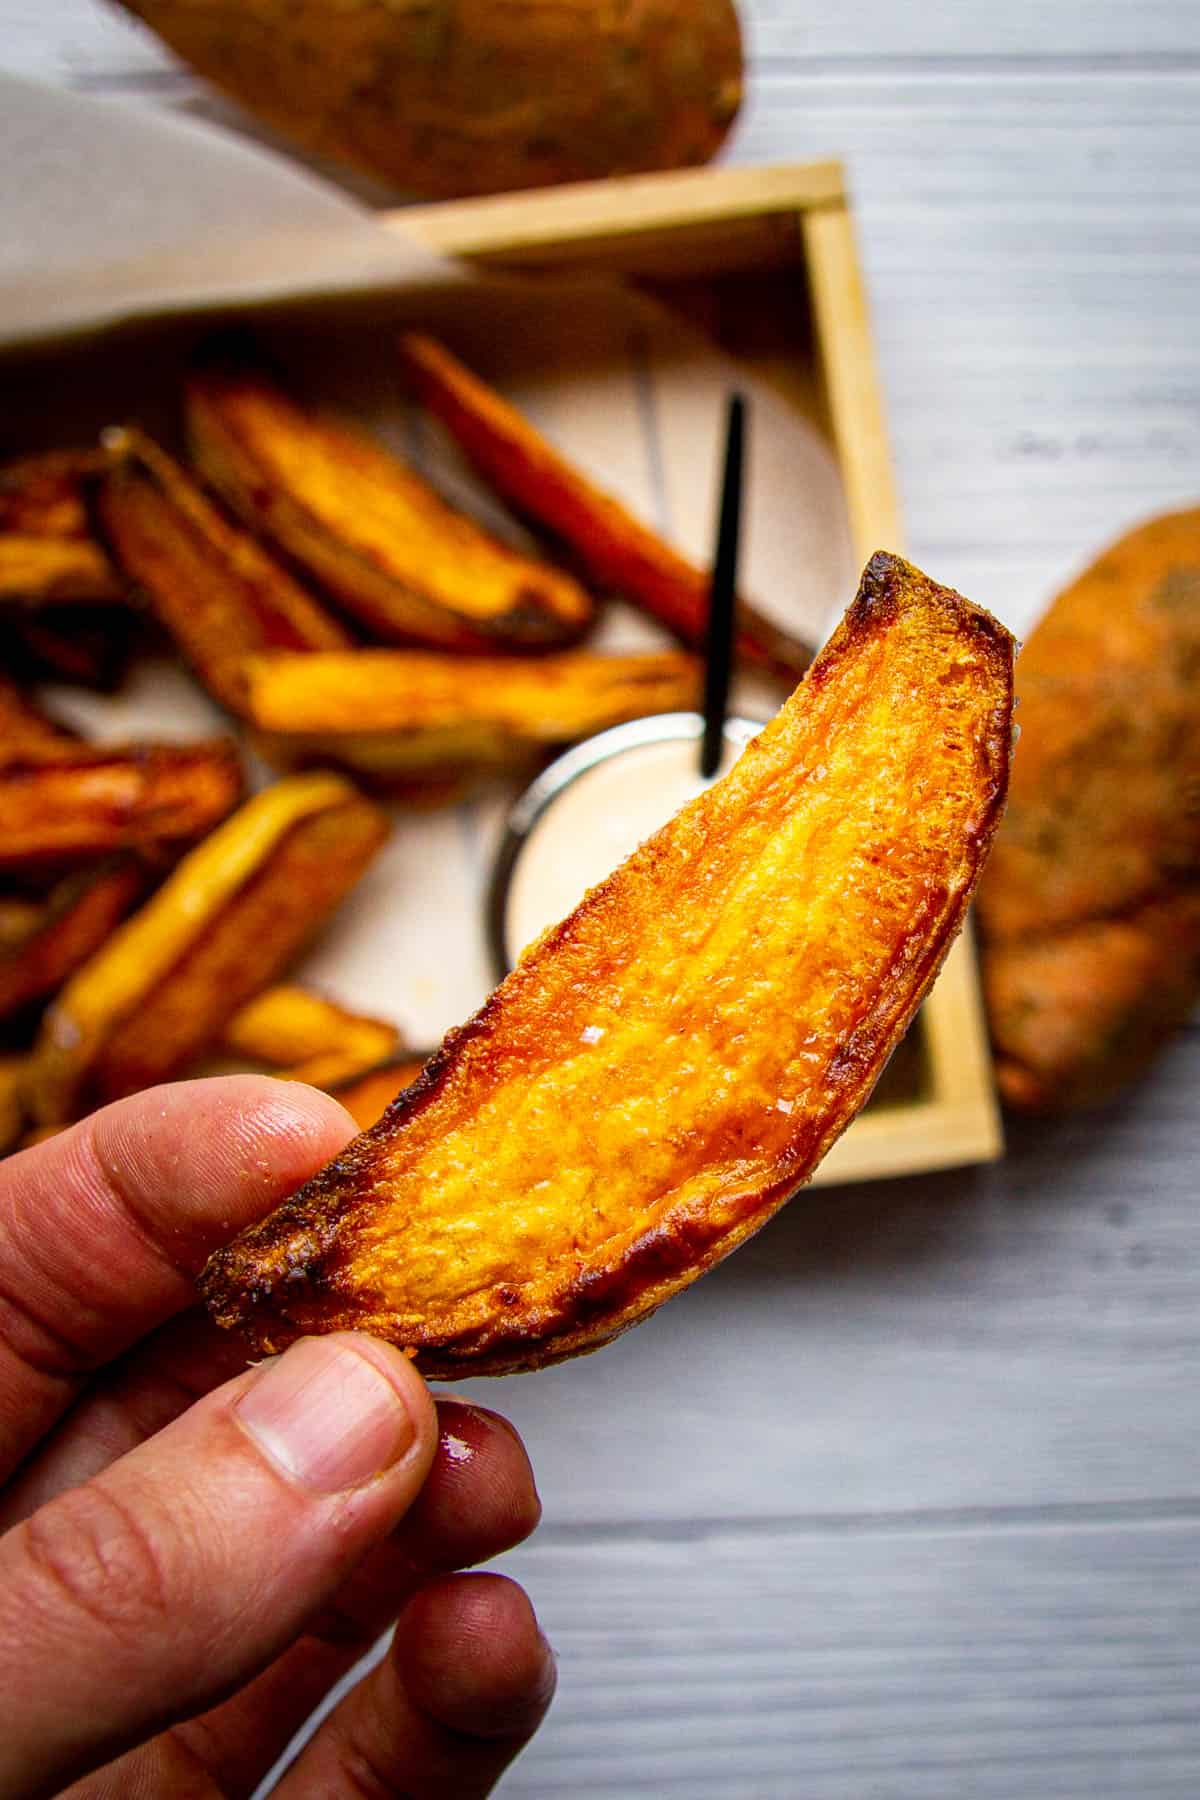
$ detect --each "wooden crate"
[397,161,1002,1185]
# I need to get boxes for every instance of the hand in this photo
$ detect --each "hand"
[0,1077,554,1798]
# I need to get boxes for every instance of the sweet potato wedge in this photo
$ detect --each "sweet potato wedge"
[0,451,123,608]
[0,1058,26,1156]
[200,552,1014,1374]
[328,1056,430,1130]
[0,450,111,539]
[0,859,146,1022]
[185,363,595,651]
[399,332,812,679]
[0,740,242,873]
[977,505,1200,1109]
[0,674,77,759]
[97,429,349,714]
[0,535,120,606]
[30,772,389,1124]
[244,646,701,778]
[221,984,401,1088]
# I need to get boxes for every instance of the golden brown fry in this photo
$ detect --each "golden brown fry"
[399,332,812,679]
[221,984,401,1088]
[0,674,77,759]
[200,553,1014,1375]
[97,429,349,715]
[0,536,120,605]
[0,1058,27,1155]
[30,773,388,1124]
[978,505,1200,1109]
[245,646,701,778]
[327,1057,430,1130]
[0,451,123,606]
[0,740,242,873]
[186,363,595,651]
[0,859,146,1021]
[0,450,111,538]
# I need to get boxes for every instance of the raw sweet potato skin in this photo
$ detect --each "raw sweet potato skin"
[977,507,1200,1110]
[245,646,701,778]
[0,859,146,1022]
[114,0,742,198]
[0,536,120,606]
[0,740,243,872]
[30,774,389,1123]
[399,332,811,679]
[186,367,595,651]
[200,552,1014,1376]
[97,430,349,715]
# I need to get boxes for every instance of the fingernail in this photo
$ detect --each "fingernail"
[236,1336,419,1492]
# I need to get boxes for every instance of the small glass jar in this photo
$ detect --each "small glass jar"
[488,710,762,978]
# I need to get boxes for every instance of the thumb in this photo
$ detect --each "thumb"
[0,1332,437,1799]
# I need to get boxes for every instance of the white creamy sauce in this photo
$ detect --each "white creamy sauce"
[505,735,745,964]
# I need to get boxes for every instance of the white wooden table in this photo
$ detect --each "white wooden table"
[5,4,1200,1793]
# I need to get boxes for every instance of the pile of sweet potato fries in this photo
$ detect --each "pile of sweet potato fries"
[1,337,807,1153]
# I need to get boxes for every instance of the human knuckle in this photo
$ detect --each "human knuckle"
[19,1481,175,1648]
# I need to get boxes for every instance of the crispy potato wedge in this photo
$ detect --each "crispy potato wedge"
[0,740,242,873]
[97,429,349,715]
[978,506,1200,1109]
[984,895,1200,1112]
[0,859,146,1022]
[0,450,111,538]
[200,553,1014,1374]
[328,1056,430,1130]
[30,772,388,1124]
[0,674,77,759]
[0,452,123,610]
[399,332,812,679]
[245,646,701,778]
[186,363,595,651]
[0,1058,27,1155]
[221,984,401,1088]
[0,535,120,606]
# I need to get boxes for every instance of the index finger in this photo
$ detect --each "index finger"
[0,1075,354,1481]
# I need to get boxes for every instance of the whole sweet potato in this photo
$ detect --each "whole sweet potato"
[978,507,1200,1109]
[115,0,742,198]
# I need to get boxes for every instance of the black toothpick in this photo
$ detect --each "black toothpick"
[700,391,745,779]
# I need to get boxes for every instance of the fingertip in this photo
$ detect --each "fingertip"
[88,1075,359,1267]
[399,1400,541,1570]
[192,1074,359,1165]
[395,1573,557,1741]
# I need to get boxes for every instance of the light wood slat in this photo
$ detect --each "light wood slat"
[485,1516,1200,1795]
[748,0,1200,61]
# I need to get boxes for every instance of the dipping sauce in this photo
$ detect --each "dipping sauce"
[495,713,760,972]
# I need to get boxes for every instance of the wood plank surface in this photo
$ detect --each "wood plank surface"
[3,3,1199,1795]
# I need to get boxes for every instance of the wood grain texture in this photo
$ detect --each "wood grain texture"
[492,1515,1200,1797]
[5,3,1200,1795]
